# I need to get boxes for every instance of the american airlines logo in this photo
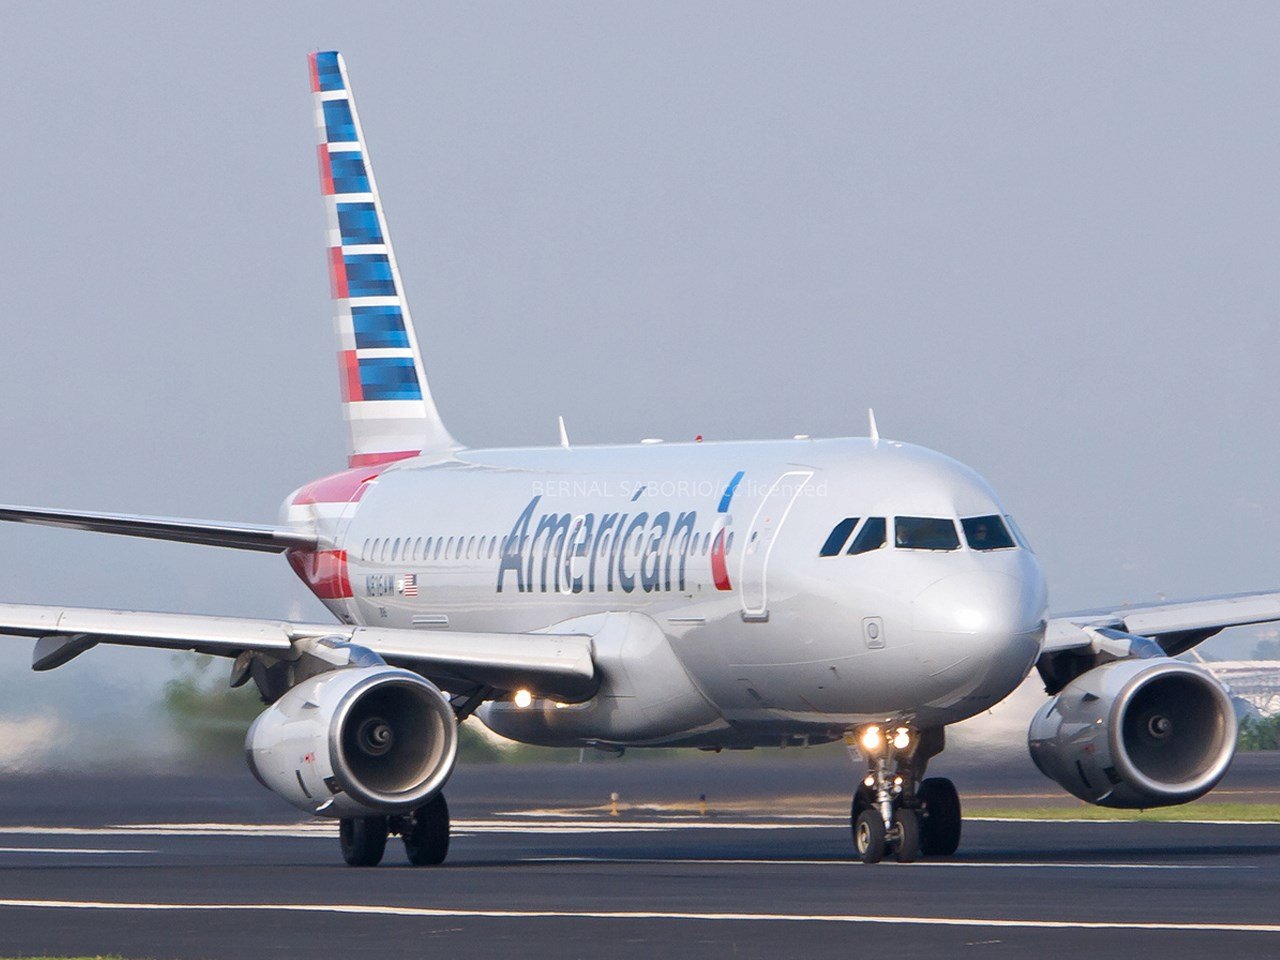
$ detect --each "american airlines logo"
[496,495,715,595]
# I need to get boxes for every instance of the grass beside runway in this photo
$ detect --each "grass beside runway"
[969,802,1280,822]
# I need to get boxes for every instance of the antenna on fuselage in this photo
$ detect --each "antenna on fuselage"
[868,408,880,443]
[558,415,571,449]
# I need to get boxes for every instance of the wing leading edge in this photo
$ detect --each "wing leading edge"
[0,504,318,553]
[0,602,597,702]
[1045,590,1280,657]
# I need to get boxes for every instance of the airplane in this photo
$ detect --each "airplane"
[2,50,1278,867]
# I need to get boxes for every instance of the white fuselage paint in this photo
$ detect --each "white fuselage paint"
[285,436,1049,749]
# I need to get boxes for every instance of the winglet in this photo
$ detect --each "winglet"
[868,408,880,443]
[558,416,570,450]
[309,51,460,466]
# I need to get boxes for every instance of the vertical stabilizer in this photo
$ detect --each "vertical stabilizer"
[308,51,458,466]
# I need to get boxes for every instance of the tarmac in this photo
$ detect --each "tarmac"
[2,751,1279,959]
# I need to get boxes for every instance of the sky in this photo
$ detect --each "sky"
[0,2,1278,767]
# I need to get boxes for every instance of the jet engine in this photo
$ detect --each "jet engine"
[1028,657,1236,808]
[245,664,458,818]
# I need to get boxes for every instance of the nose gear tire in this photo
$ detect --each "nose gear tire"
[854,808,887,864]
[894,808,920,863]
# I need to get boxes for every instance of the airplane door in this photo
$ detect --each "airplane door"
[738,470,813,622]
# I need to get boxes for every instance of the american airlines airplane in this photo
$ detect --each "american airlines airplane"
[2,51,1278,867]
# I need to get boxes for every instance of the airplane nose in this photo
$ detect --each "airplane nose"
[913,571,1044,640]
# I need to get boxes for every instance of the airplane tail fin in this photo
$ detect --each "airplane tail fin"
[308,51,458,466]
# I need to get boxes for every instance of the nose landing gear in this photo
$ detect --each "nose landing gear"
[847,725,957,863]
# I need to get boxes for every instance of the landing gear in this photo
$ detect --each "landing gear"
[918,777,962,856]
[338,794,452,867]
[847,725,951,863]
[339,815,388,867]
[401,793,450,866]
[853,808,886,863]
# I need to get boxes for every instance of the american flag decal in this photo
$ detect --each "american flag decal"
[399,573,418,597]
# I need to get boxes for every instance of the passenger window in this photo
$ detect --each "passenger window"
[433,538,443,560]
[894,517,960,551]
[362,538,370,561]
[424,536,433,558]
[962,515,1016,551]
[847,517,886,555]
[820,518,859,557]
[488,537,496,559]
[455,537,464,559]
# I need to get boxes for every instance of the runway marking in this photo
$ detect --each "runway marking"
[969,817,1280,826]
[0,819,841,838]
[0,846,152,855]
[521,856,1247,871]
[0,898,1278,935]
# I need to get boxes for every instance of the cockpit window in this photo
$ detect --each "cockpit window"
[894,517,960,551]
[1005,514,1033,551]
[848,516,886,555]
[961,515,1016,551]
[819,517,859,557]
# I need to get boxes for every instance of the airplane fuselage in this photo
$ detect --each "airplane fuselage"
[283,436,1048,748]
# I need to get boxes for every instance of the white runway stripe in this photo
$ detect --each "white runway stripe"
[0,847,152,855]
[522,856,1246,871]
[969,817,1280,826]
[0,819,838,838]
[0,898,1277,935]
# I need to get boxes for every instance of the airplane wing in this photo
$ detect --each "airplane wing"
[1044,589,1280,657]
[0,603,596,702]
[0,504,318,553]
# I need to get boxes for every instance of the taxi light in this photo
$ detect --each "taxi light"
[892,728,911,750]
[513,689,533,709]
[860,725,883,753]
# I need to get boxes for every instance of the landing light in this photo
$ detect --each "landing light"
[860,725,883,753]
[892,728,911,750]
[513,689,533,709]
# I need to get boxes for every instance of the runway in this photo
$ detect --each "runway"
[2,756,1279,959]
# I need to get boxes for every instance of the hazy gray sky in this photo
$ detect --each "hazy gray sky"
[1,2,1278,762]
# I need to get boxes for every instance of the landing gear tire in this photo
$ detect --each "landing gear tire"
[918,777,961,857]
[339,816,388,867]
[854,808,887,864]
[851,783,874,821]
[403,793,450,866]
[894,808,920,863]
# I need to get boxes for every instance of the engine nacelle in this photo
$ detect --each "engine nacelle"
[1028,658,1236,808]
[245,665,458,818]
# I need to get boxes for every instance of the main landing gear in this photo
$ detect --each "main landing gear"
[339,793,451,867]
[848,725,961,864]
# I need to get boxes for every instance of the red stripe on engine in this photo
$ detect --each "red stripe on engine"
[288,549,352,600]
[327,246,348,299]
[316,143,334,195]
[347,450,419,468]
[339,350,363,402]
